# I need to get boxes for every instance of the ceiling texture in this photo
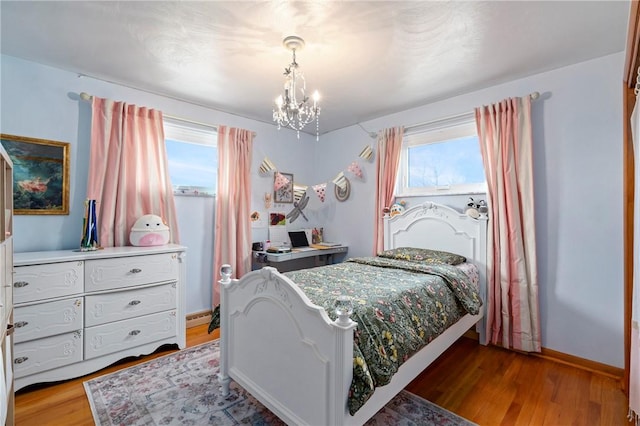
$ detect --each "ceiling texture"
[0,1,631,135]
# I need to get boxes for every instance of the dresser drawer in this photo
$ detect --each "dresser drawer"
[84,310,176,359]
[14,261,84,304]
[85,283,176,327]
[14,331,83,378]
[14,297,83,343]
[85,253,178,292]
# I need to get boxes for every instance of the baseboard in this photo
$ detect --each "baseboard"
[186,310,212,328]
[535,347,623,380]
[462,330,623,380]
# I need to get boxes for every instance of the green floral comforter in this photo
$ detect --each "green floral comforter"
[283,256,482,415]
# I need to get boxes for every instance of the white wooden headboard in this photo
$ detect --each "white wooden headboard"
[383,201,488,344]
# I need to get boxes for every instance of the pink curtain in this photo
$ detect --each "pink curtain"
[373,127,404,254]
[87,96,179,247]
[212,125,253,307]
[475,96,541,352]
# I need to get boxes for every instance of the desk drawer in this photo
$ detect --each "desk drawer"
[14,297,83,343]
[13,262,84,304]
[84,310,176,359]
[85,283,176,327]
[85,253,178,292]
[14,331,83,378]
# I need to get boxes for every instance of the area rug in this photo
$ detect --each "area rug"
[84,340,475,426]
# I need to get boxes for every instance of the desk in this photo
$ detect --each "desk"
[252,246,348,272]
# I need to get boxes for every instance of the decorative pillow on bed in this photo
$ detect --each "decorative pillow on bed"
[377,247,466,265]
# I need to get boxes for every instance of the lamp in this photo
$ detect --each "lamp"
[273,36,321,140]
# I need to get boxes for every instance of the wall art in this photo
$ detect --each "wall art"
[0,134,70,215]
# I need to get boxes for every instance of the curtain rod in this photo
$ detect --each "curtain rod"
[359,91,541,139]
[404,91,540,133]
[79,92,256,135]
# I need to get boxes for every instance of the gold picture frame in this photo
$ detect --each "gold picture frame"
[0,134,70,215]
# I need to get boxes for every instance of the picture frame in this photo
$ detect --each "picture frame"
[274,172,294,204]
[0,134,70,215]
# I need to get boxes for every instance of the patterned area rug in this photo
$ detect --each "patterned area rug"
[84,340,475,426]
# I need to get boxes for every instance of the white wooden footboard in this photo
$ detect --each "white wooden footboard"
[218,265,357,426]
[219,264,483,426]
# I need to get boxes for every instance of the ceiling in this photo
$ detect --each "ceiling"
[0,1,630,135]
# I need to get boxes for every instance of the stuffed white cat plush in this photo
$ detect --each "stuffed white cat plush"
[129,214,170,246]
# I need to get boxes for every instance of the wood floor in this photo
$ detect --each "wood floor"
[14,325,628,426]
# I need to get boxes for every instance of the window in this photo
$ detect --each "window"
[164,119,217,196]
[397,118,486,196]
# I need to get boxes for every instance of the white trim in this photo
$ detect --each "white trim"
[398,182,487,197]
[404,111,475,134]
[404,119,476,142]
[164,119,217,146]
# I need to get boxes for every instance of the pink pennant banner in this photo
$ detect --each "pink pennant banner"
[347,161,363,179]
[313,183,327,202]
[274,172,290,191]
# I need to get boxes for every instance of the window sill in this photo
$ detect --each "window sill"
[173,190,215,198]
[396,189,487,198]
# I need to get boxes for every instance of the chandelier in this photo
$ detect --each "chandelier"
[273,36,321,140]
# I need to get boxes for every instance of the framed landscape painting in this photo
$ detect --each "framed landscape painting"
[0,134,70,215]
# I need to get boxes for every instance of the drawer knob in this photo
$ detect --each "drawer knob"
[15,321,28,328]
[128,300,141,306]
[14,281,29,288]
[14,357,28,364]
[130,268,142,274]
[129,329,141,336]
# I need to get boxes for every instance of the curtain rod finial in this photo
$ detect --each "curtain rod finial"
[80,92,92,101]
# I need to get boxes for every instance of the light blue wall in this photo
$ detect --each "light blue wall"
[316,52,625,368]
[0,54,311,314]
[1,52,626,368]
[174,195,215,315]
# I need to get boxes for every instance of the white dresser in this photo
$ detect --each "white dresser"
[12,244,186,391]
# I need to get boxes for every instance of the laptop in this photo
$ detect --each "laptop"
[288,231,314,251]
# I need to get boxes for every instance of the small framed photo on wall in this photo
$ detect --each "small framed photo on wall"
[273,172,294,204]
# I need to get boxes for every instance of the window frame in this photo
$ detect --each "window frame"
[163,119,218,197]
[396,117,486,197]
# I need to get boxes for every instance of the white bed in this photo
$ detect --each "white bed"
[218,202,488,425]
